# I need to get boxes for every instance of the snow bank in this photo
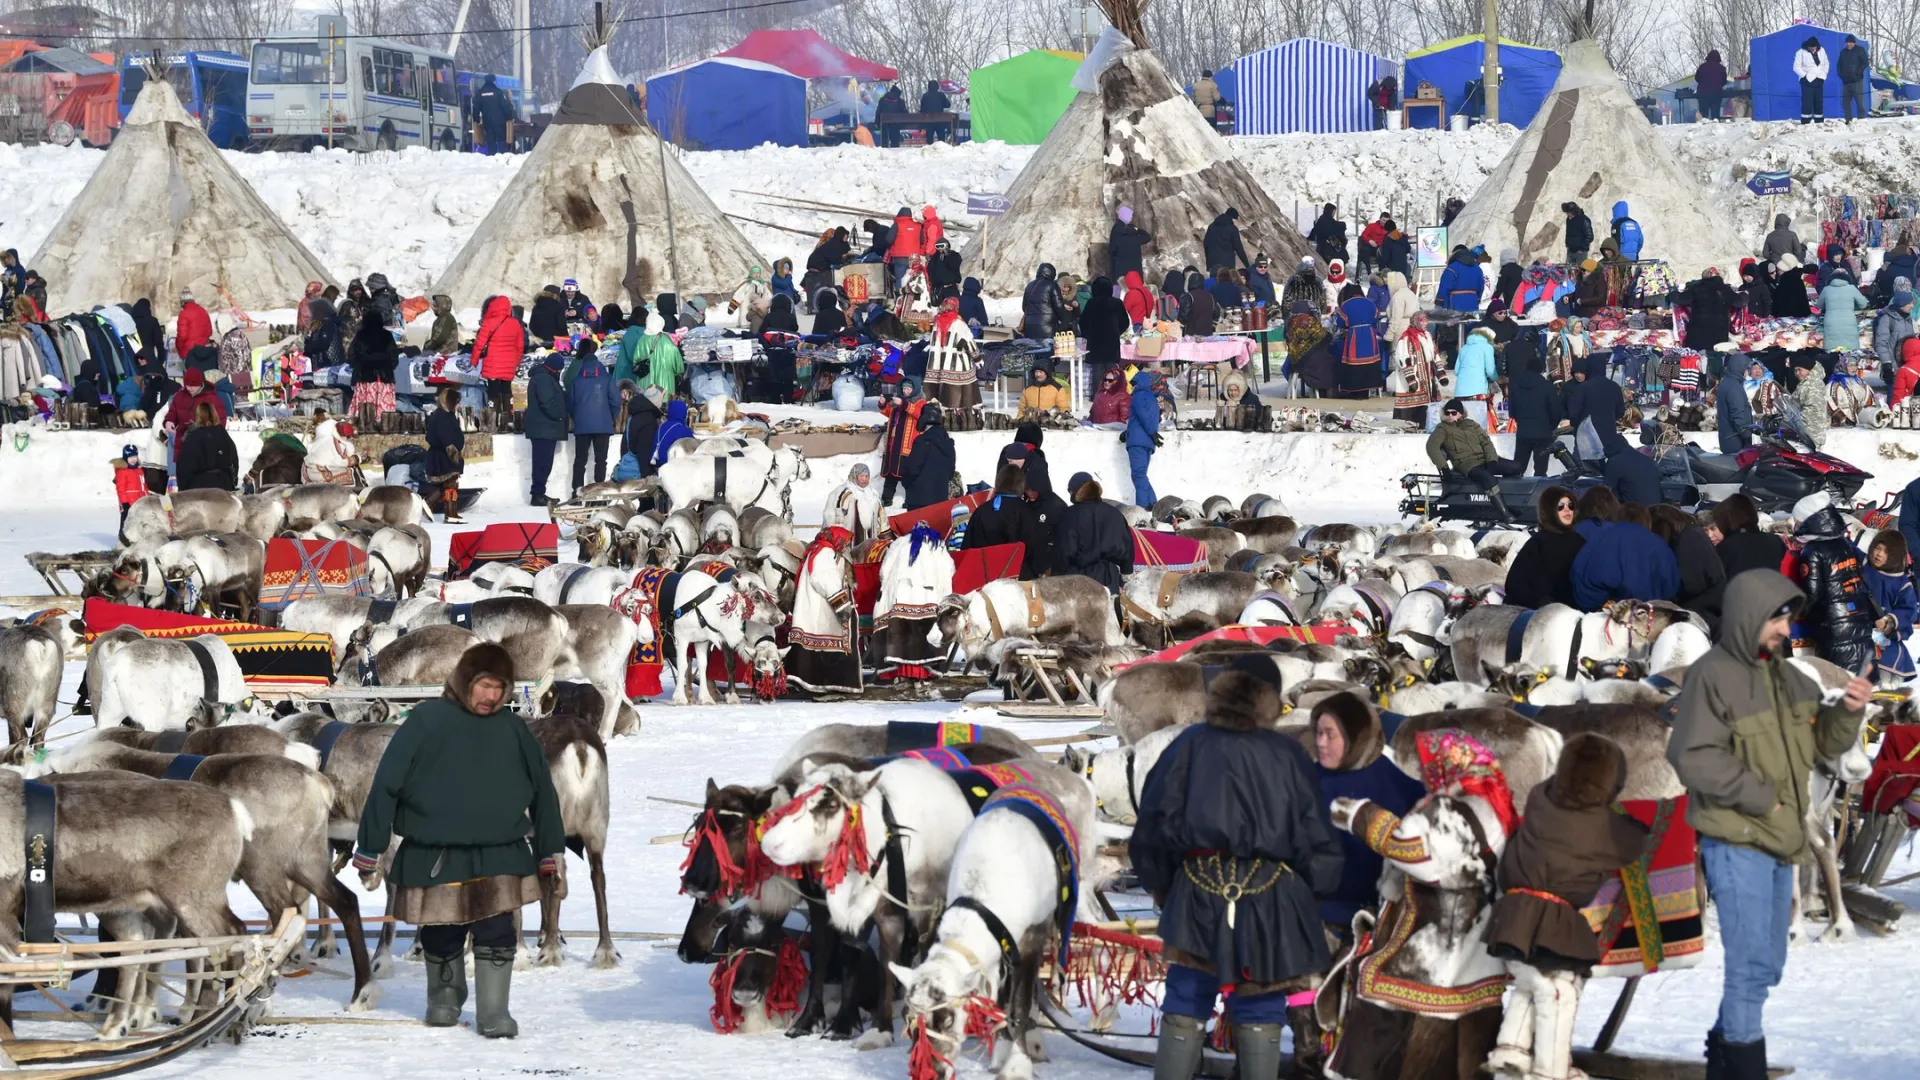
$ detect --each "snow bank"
[0,116,1909,299]
[8,423,1917,525]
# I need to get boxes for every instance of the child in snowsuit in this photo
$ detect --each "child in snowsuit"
[113,444,146,526]
[1865,530,1917,679]
[1483,733,1650,1080]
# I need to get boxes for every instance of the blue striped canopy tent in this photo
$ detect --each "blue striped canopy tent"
[1227,38,1391,134]
[1404,35,1561,127]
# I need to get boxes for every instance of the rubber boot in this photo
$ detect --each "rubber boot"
[472,945,518,1038]
[1152,1013,1207,1080]
[1231,1023,1285,1080]
[422,952,466,1027]
[1704,1029,1727,1080]
[1721,1038,1767,1080]
[1487,487,1516,523]
[1286,1005,1325,1080]
[1552,445,1582,475]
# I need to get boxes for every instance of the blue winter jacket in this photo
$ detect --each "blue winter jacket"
[1612,201,1644,260]
[1716,366,1754,453]
[1902,476,1920,564]
[1603,447,1664,505]
[565,356,622,436]
[1452,330,1499,398]
[1124,371,1161,449]
[650,400,693,466]
[1867,565,1918,678]
[1570,521,1680,610]
[1317,757,1426,929]
[115,376,143,412]
[1435,252,1485,312]
[1564,353,1629,457]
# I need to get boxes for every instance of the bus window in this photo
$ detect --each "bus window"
[251,42,344,83]
[430,57,457,106]
[119,65,146,105]
[372,48,413,98]
[204,67,246,110]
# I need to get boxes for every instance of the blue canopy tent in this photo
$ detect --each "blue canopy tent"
[1403,35,1561,128]
[1749,24,1869,120]
[645,57,807,150]
[1227,38,1391,134]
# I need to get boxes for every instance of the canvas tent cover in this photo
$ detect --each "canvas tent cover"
[1446,40,1746,278]
[963,34,1309,295]
[434,45,763,304]
[31,77,334,313]
[1227,38,1390,135]
[717,29,897,81]
[646,57,806,150]
[971,49,1084,144]
[1749,24,1868,121]
[1404,35,1562,128]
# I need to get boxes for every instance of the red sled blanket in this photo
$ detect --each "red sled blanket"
[259,538,371,611]
[447,522,559,579]
[1132,528,1208,573]
[82,598,336,690]
[953,543,1024,595]
[888,491,990,540]
[1864,726,1920,826]
[1120,624,1345,669]
[1581,796,1703,977]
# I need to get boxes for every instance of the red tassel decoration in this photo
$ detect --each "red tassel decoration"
[764,935,809,1019]
[963,995,1008,1060]
[907,1017,952,1080]
[816,801,870,891]
[709,953,745,1034]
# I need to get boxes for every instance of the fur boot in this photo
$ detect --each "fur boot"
[1487,990,1536,1077]
[1518,963,1586,1080]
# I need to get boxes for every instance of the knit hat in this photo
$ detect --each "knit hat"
[1896,291,1916,311]
[1117,206,1133,224]
[1777,253,1801,271]
[543,353,566,372]
[1581,258,1599,272]
[1499,247,1518,265]
[1792,352,1819,369]
[182,367,204,390]
[563,278,578,289]
[1486,296,1509,316]
[1067,471,1093,495]
[121,444,139,461]
[1443,397,1467,415]
[642,385,665,406]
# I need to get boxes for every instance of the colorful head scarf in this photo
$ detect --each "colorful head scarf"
[1414,728,1518,837]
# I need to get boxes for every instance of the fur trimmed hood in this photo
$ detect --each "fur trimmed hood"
[1549,732,1628,810]
[1206,665,1282,732]
[444,643,517,713]
[1312,690,1384,771]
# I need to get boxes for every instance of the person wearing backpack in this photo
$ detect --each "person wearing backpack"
[1610,202,1644,261]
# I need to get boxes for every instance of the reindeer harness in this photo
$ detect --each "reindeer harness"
[162,754,208,782]
[980,583,1047,641]
[23,780,56,943]
[182,638,222,705]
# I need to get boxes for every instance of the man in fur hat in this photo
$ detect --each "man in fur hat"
[1669,571,1869,1080]
[352,643,565,1037]
[1483,733,1650,1080]
[1133,656,1343,1080]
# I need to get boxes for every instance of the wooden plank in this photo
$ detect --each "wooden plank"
[973,704,1104,720]
[1571,1050,1793,1078]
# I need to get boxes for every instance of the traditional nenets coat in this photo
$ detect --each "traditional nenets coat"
[1325,728,1517,1080]
[874,524,954,683]
[784,525,861,693]
[922,299,980,411]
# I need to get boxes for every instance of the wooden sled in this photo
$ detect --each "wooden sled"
[0,911,305,1075]
[22,551,115,601]
[547,481,659,526]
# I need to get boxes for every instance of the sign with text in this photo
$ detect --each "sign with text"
[967,191,1010,216]
[1746,171,1791,197]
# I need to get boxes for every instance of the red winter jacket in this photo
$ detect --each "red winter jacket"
[174,301,212,360]
[114,462,149,507]
[920,207,944,255]
[472,295,526,381]
[1894,341,1920,406]
[1123,271,1153,325]
[888,213,924,259]
[1360,221,1388,249]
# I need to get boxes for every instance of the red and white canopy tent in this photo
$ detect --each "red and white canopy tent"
[716,29,898,80]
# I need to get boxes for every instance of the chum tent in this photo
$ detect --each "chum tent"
[1446,40,1745,279]
[31,74,333,313]
[969,49,1083,144]
[435,44,761,305]
[1749,24,1867,121]
[646,57,806,150]
[963,16,1309,295]
[1227,38,1390,134]
[1403,35,1561,128]
[716,29,897,81]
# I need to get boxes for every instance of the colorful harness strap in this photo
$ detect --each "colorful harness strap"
[901,746,973,773]
[981,784,1079,967]
[163,754,208,782]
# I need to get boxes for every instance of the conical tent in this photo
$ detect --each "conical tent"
[963,23,1309,295]
[435,45,763,305]
[1446,40,1745,278]
[31,77,333,314]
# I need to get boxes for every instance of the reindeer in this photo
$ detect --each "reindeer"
[929,576,1126,667]
[89,631,255,731]
[0,623,62,745]
[275,594,447,657]
[438,562,539,602]
[1227,515,1300,554]
[0,774,255,1037]
[93,723,319,765]
[1067,724,1186,826]
[759,757,980,1050]
[527,683,619,968]
[659,445,810,518]
[120,488,244,548]
[22,741,375,1012]
[365,525,431,599]
[355,484,432,526]
[280,482,359,529]
[92,532,266,621]
[893,759,1110,1080]
[1119,568,1288,647]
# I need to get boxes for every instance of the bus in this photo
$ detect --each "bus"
[454,70,523,151]
[118,52,251,148]
[246,26,462,151]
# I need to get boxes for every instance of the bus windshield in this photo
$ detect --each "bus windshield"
[119,66,197,107]
[251,42,345,84]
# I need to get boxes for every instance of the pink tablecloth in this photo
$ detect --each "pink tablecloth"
[1121,337,1256,366]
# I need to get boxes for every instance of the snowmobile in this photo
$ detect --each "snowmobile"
[1676,398,1871,513]
[1398,444,1701,528]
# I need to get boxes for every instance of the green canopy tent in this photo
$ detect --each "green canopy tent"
[969,49,1085,144]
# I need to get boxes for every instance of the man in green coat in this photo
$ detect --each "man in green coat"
[354,643,565,1037]
[1425,396,1514,521]
[617,309,684,397]
[1667,571,1868,1080]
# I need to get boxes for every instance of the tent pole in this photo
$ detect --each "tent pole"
[659,136,681,295]
[1483,0,1500,125]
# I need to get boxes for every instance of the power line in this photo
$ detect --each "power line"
[0,0,819,49]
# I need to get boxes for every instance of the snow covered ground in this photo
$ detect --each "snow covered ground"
[4,426,1920,1077]
[3,115,1915,299]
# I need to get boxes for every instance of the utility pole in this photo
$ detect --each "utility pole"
[1483,0,1500,125]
